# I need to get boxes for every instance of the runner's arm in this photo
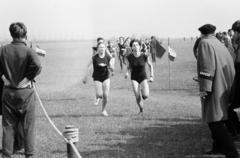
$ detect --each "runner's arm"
[146,55,154,81]
[82,59,93,84]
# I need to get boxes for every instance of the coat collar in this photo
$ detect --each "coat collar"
[11,39,27,46]
[201,34,216,40]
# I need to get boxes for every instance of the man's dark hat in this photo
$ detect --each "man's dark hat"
[232,20,240,33]
[198,24,216,35]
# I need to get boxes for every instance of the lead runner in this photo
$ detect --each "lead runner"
[125,39,154,113]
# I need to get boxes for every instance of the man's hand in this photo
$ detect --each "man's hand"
[199,91,208,99]
[124,72,129,79]
[149,76,154,82]
[2,75,10,86]
[18,78,31,88]
[82,76,87,84]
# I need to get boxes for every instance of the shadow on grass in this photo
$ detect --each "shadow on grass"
[81,118,212,158]
[151,87,199,97]
[37,114,126,118]
[51,150,66,154]
[47,114,101,118]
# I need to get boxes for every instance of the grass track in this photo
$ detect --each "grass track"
[0,39,230,158]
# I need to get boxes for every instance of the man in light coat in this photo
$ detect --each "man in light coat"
[197,24,238,158]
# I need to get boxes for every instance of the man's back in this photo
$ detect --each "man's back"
[0,40,41,88]
[200,36,234,73]
[197,35,235,122]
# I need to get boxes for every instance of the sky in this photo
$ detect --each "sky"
[0,0,240,40]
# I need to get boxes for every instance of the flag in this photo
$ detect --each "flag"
[156,40,166,59]
[35,47,47,57]
[168,46,176,61]
[29,42,47,57]
[150,38,166,61]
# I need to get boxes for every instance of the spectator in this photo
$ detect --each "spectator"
[0,22,41,158]
[197,24,238,158]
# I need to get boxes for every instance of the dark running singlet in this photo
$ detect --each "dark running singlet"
[127,53,148,84]
[118,43,125,56]
[92,53,111,82]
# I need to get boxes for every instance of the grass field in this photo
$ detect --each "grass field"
[0,39,230,158]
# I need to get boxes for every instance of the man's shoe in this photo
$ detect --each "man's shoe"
[94,98,100,106]
[14,147,24,154]
[2,154,12,158]
[204,149,224,155]
[101,110,108,117]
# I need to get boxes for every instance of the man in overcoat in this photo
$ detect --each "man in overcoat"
[225,20,240,138]
[197,24,238,158]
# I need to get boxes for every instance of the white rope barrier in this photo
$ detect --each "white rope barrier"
[33,85,82,158]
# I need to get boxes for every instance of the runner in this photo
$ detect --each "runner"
[107,40,117,75]
[83,42,114,116]
[118,37,126,72]
[125,39,154,113]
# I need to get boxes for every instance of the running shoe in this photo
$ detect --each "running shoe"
[102,110,109,117]
[94,98,100,106]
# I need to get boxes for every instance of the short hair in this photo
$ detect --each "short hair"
[130,39,141,47]
[96,42,105,49]
[9,22,27,38]
[108,40,112,45]
[151,36,156,40]
[232,20,240,33]
[97,37,104,43]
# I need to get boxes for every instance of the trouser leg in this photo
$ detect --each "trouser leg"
[118,55,123,71]
[208,121,239,158]
[23,98,36,156]
[14,122,24,151]
[228,106,240,134]
[2,104,17,157]
[2,125,15,157]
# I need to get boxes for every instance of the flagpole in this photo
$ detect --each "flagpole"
[154,53,157,78]
[168,37,171,90]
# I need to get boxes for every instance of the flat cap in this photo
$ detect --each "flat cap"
[198,24,216,35]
